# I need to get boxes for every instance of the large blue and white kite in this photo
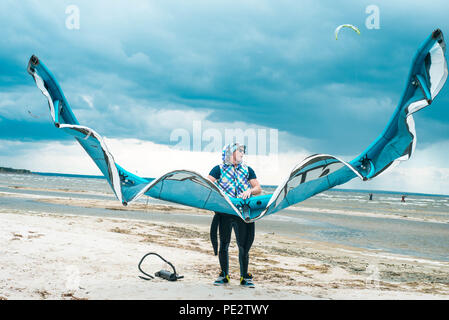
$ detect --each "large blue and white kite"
[27,29,448,222]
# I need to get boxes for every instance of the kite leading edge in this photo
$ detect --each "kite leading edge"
[27,29,448,222]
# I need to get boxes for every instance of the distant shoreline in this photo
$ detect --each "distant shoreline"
[1,168,448,198]
[31,171,449,197]
[0,167,32,175]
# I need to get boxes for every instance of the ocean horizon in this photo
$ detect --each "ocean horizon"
[28,170,449,198]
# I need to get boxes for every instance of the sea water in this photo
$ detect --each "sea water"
[1,172,448,262]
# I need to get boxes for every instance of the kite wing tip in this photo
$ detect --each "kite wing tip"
[432,28,442,39]
[29,55,39,66]
[27,55,40,75]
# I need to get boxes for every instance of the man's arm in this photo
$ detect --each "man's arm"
[249,179,262,196]
[207,175,217,183]
[241,178,262,199]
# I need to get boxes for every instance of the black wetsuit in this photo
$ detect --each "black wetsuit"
[210,212,255,277]
[208,164,256,278]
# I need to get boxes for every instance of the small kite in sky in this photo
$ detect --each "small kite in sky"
[335,24,361,40]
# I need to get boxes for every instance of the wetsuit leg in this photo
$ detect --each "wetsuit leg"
[217,213,233,275]
[233,217,255,277]
[244,222,255,275]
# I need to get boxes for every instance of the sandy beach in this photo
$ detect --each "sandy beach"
[1,200,448,300]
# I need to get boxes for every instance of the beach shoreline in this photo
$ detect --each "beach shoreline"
[1,208,448,300]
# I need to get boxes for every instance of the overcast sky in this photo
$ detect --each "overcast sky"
[1,0,449,195]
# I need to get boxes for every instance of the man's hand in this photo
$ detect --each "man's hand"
[241,189,252,200]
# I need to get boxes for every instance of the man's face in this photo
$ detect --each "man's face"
[232,146,245,164]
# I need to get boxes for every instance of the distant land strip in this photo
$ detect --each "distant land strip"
[0,167,32,174]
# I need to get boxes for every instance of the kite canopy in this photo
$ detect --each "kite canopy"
[335,24,361,40]
[27,29,447,222]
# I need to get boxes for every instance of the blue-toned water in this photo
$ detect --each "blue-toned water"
[1,172,448,262]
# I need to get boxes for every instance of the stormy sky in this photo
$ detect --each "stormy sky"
[1,0,448,194]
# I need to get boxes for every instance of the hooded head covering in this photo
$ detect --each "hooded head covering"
[217,143,250,198]
[222,142,246,165]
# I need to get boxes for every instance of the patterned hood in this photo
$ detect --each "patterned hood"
[221,143,246,165]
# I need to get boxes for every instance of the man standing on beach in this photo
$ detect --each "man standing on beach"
[207,143,262,288]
